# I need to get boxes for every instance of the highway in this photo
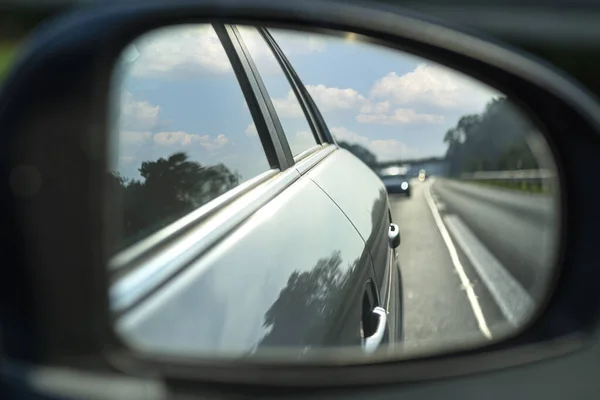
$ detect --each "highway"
[391,177,559,354]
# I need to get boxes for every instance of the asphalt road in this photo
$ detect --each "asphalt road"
[391,177,559,355]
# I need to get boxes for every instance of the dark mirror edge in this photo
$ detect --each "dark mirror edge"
[1,0,599,389]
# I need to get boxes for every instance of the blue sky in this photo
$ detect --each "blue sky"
[113,24,499,182]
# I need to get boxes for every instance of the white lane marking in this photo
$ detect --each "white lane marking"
[424,186,492,339]
[443,215,535,327]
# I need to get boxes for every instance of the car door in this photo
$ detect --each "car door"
[112,23,385,356]
[234,24,392,350]
[260,28,401,343]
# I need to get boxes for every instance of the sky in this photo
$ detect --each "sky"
[112,24,500,182]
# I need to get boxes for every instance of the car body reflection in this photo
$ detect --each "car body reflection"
[115,169,397,357]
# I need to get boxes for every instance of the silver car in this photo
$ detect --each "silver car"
[110,25,403,357]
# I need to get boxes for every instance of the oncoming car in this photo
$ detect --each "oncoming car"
[378,167,412,197]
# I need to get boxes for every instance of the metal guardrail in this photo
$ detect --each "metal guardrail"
[458,169,556,192]
[460,169,556,180]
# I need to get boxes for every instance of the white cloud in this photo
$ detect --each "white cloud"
[153,131,204,146]
[153,131,230,151]
[306,85,367,112]
[238,27,327,76]
[203,134,230,151]
[272,30,327,55]
[290,130,317,152]
[359,100,391,115]
[271,85,366,119]
[330,127,370,147]
[245,123,258,137]
[235,26,282,75]
[119,130,153,145]
[118,93,230,157]
[120,156,137,163]
[268,63,488,127]
[124,25,326,79]
[356,108,444,125]
[370,139,416,161]
[330,127,417,162]
[120,92,161,131]
[272,92,305,118]
[126,25,232,78]
[369,64,498,113]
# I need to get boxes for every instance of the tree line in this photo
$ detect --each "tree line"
[337,97,539,176]
[443,97,538,176]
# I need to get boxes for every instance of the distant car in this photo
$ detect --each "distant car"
[381,173,411,196]
[377,167,411,196]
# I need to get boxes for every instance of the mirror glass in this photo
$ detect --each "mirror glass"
[107,24,560,361]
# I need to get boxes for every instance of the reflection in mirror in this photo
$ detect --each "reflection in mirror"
[108,25,271,252]
[108,24,560,362]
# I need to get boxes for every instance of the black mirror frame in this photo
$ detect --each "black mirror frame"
[1,0,599,389]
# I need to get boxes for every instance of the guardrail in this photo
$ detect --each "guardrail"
[460,169,555,180]
[458,169,557,192]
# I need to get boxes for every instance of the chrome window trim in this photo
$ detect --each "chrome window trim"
[293,144,323,162]
[295,144,337,175]
[110,167,301,314]
[110,168,280,271]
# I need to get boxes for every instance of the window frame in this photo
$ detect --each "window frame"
[232,24,320,160]
[233,25,339,169]
[260,28,338,146]
[254,27,323,147]
[224,24,295,170]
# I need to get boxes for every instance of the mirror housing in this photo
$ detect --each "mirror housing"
[1,0,600,389]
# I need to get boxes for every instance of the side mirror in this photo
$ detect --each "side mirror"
[1,0,600,390]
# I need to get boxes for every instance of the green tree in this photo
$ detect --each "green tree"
[497,140,538,170]
[443,97,539,175]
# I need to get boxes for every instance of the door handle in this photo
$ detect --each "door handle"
[388,223,400,249]
[362,306,387,354]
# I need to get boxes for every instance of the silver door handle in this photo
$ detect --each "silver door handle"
[362,306,387,354]
[388,223,400,249]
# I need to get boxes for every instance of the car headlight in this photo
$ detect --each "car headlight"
[401,182,408,190]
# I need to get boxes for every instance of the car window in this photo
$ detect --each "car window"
[110,24,271,251]
[236,26,318,157]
